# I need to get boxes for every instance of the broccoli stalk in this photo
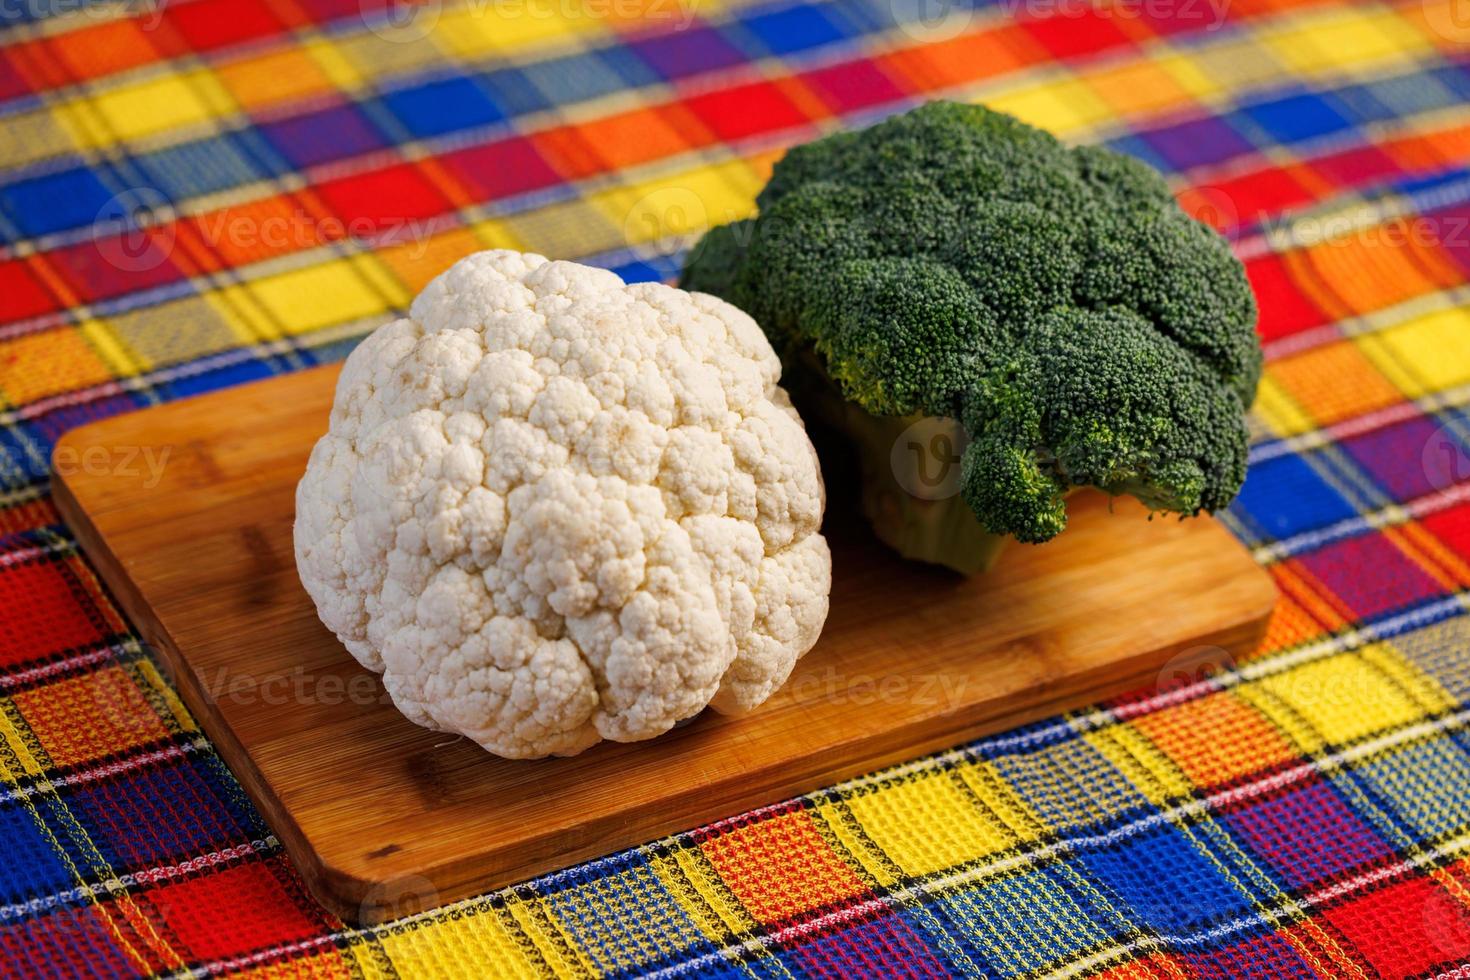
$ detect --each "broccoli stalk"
[682,101,1260,573]
[792,358,1008,574]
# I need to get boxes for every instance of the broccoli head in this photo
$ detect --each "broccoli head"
[681,101,1261,573]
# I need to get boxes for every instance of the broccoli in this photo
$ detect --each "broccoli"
[680,101,1261,574]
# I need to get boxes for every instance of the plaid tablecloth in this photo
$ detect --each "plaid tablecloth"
[2,0,1470,975]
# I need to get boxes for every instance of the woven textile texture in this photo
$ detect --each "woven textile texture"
[2,0,1470,975]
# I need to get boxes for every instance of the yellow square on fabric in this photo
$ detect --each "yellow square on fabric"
[982,79,1111,138]
[432,2,603,58]
[1264,8,1429,77]
[1237,649,1431,751]
[815,800,900,887]
[376,911,539,977]
[598,163,761,248]
[57,70,234,146]
[244,258,403,337]
[846,768,1036,877]
[469,219,528,252]
[1359,307,1470,398]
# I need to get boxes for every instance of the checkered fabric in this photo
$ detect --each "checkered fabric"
[1,0,1469,975]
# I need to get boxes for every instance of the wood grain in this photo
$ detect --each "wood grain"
[53,363,1277,923]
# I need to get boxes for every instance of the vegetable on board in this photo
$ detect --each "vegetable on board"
[294,251,831,759]
[682,101,1261,574]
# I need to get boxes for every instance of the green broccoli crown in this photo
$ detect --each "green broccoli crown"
[682,100,1261,544]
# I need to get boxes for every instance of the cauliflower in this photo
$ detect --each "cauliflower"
[294,251,832,759]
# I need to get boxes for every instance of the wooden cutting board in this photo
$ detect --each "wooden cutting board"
[53,363,1276,923]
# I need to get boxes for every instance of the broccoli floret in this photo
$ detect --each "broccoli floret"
[681,101,1260,573]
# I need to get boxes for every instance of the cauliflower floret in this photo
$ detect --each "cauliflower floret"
[295,251,831,759]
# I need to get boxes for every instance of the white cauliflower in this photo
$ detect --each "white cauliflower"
[294,251,831,758]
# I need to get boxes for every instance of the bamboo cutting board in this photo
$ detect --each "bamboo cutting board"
[53,364,1276,923]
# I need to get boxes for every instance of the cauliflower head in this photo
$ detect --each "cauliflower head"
[294,251,831,759]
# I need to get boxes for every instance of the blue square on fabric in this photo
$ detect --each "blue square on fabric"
[1141,115,1254,170]
[743,4,846,54]
[1429,63,1470,102]
[1230,453,1359,541]
[827,0,890,32]
[545,856,713,975]
[158,358,276,400]
[1353,71,1454,122]
[0,423,52,486]
[1351,735,1470,843]
[609,259,668,284]
[1328,80,1397,126]
[926,866,1118,975]
[381,76,505,139]
[261,103,387,170]
[1243,92,1354,143]
[62,753,260,870]
[630,25,745,80]
[1077,824,1254,933]
[0,801,76,905]
[136,132,279,200]
[0,167,115,239]
[519,48,655,107]
[480,67,552,117]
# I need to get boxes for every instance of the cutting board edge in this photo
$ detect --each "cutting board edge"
[52,462,348,919]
